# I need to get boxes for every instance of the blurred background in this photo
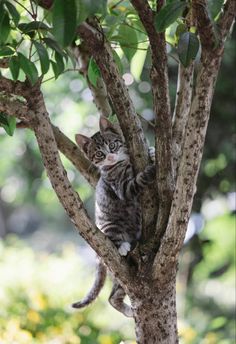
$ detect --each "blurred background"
[0,25,235,344]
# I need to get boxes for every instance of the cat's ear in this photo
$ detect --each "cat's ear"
[99,116,117,133]
[75,134,92,154]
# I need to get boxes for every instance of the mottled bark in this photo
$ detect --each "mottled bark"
[73,43,112,117]
[131,278,178,344]
[172,63,194,179]
[0,1,235,343]
[130,0,174,249]
[154,52,223,277]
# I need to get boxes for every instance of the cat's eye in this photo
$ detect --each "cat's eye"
[109,142,117,151]
[95,151,104,158]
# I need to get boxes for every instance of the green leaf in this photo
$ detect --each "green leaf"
[50,60,60,79]
[0,7,11,44]
[207,0,224,20]
[43,37,66,57]
[177,32,199,67]
[9,56,20,80]
[0,113,9,126]
[54,51,65,75]
[88,57,101,87]
[18,52,38,85]
[52,0,77,47]
[117,24,138,62]
[0,113,16,136]
[155,1,186,32]
[75,0,108,25]
[175,23,187,40]
[18,21,50,34]
[33,41,50,74]
[0,46,15,57]
[5,1,20,26]
[112,49,123,74]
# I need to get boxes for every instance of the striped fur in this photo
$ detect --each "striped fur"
[73,117,155,316]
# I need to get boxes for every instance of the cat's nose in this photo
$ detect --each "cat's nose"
[107,154,115,162]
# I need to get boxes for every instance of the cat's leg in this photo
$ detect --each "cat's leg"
[109,282,133,317]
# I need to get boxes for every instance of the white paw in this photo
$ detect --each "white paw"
[118,242,131,256]
[148,146,155,163]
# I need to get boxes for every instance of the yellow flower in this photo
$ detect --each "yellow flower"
[179,325,197,343]
[27,309,41,324]
[98,334,113,344]
[32,292,48,310]
[202,332,218,344]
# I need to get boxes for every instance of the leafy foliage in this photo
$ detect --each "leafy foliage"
[177,32,200,67]
[0,0,226,119]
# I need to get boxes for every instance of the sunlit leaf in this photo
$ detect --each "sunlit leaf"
[18,52,38,85]
[43,37,66,57]
[33,41,50,74]
[207,0,224,20]
[0,113,16,136]
[155,1,186,32]
[177,32,199,67]
[52,0,77,47]
[54,51,65,75]
[5,1,20,26]
[112,49,123,74]
[0,46,15,57]
[117,24,138,62]
[88,57,101,87]
[9,55,20,80]
[18,21,50,33]
[76,0,107,20]
[0,7,10,44]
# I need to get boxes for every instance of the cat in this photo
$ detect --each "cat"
[72,116,155,317]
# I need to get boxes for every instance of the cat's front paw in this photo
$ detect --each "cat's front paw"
[118,242,131,256]
[148,146,155,163]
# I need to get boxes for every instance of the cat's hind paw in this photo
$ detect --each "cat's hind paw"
[118,242,131,256]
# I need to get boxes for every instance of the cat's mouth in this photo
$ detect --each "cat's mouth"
[101,153,128,169]
[106,153,117,165]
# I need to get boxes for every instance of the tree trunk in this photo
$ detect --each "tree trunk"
[131,278,178,344]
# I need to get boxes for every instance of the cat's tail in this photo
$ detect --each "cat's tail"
[72,259,106,309]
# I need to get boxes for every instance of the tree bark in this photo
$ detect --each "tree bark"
[131,278,178,344]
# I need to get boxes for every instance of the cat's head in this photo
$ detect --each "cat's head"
[75,117,129,169]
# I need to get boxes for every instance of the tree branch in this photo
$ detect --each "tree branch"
[78,21,149,171]
[0,76,27,96]
[0,80,99,187]
[130,0,174,246]
[0,58,9,68]
[78,21,158,243]
[52,125,99,187]
[0,96,29,121]
[192,0,216,51]
[172,62,194,180]
[153,51,223,284]
[73,44,112,117]
[19,84,131,285]
[218,0,236,42]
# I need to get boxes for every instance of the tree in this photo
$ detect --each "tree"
[0,0,235,343]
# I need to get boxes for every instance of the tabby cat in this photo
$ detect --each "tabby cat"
[72,117,155,317]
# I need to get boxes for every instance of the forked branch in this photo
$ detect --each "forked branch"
[154,52,224,283]
[2,80,131,285]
